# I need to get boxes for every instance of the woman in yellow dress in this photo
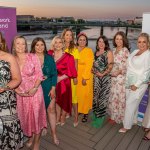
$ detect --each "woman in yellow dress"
[61,28,80,126]
[76,32,94,122]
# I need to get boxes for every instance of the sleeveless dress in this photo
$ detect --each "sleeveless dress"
[92,51,111,127]
[0,60,23,150]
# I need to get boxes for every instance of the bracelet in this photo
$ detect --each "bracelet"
[4,85,11,90]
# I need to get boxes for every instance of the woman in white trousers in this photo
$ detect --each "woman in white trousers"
[119,33,150,133]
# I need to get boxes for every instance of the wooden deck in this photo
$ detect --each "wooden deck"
[21,114,150,150]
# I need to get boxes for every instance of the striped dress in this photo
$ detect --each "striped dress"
[92,51,111,118]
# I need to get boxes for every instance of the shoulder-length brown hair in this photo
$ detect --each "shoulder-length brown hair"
[0,32,8,52]
[30,37,47,54]
[95,35,110,53]
[11,35,28,55]
[61,28,76,53]
[113,31,130,50]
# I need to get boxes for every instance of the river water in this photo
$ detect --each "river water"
[19,27,141,52]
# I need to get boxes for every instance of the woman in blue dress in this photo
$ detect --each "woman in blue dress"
[30,37,59,145]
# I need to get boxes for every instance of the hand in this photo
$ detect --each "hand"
[130,85,138,91]
[95,72,104,78]
[73,78,78,85]
[57,76,62,83]
[0,88,5,93]
[26,88,37,96]
[82,79,87,86]
[48,87,56,99]
[111,70,121,77]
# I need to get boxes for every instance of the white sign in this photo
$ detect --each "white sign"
[142,13,150,35]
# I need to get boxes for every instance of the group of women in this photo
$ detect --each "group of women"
[0,29,150,150]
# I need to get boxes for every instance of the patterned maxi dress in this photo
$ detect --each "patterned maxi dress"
[0,60,23,150]
[92,51,111,120]
[16,54,47,137]
[108,47,129,123]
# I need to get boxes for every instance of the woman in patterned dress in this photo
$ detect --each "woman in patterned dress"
[61,28,80,126]
[30,37,59,145]
[92,35,113,128]
[12,36,47,150]
[108,31,130,124]
[0,32,23,150]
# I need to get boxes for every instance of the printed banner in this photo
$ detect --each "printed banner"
[0,6,17,51]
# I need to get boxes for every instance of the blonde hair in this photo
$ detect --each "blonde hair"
[138,32,150,49]
[50,36,65,51]
[11,35,28,55]
[61,28,76,53]
[0,31,8,52]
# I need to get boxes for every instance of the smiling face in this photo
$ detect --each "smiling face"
[64,31,73,43]
[14,37,26,54]
[53,38,64,51]
[35,41,45,54]
[98,38,105,50]
[137,36,149,51]
[77,35,87,48]
[115,35,123,48]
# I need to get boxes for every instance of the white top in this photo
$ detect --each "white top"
[126,49,150,88]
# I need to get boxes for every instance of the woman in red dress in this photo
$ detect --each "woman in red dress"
[48,36,77,126]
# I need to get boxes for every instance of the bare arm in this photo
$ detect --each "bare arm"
[0,54,21,93]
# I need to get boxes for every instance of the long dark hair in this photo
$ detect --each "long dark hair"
[0,32,8,52]
[30,37,47,54]
[113,31,130,51]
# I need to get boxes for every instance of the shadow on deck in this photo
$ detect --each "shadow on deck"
[21,114,150,150]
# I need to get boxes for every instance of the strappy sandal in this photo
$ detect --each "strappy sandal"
[142,127,150,132]
[82,114,88,122]
[143,135,150,141]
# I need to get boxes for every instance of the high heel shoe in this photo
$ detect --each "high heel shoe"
[52,135,60,146]
[25,141,32,148]
[73,121,79,127]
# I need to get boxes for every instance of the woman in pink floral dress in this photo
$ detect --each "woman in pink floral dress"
[108,31,130,124]
[12,36,47,150]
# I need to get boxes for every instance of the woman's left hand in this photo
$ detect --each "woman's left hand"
[130,85,138,91]
[48,87,56,99]
[95,72,104,78]
[82,79,87,86]
[0,88,5,93]
[27,88,38,96]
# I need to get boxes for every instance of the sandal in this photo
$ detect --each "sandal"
[143,127,150,132]
[82,114,88,123]
[143,135,150,141]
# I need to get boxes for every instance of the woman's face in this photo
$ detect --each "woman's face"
[78,35,86,48]
[137,36,149,51]
[98,38,105,50]
[64,31,72,43]
[115,35,123,48]
[14,38,26,53]
[53,38,63,51]
[35,41,45,54]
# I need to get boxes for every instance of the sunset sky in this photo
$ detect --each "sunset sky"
[0,0,150,19]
